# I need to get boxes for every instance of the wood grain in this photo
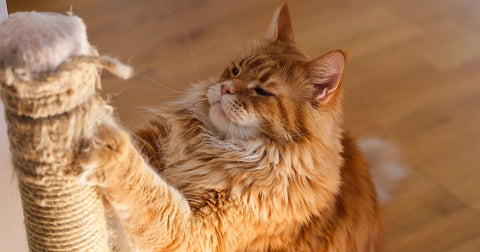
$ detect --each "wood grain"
[5,0,480,251]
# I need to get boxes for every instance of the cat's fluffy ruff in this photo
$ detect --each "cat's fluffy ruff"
[80,2,384,251]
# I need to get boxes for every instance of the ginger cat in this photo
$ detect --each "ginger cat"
[79,3,383,251]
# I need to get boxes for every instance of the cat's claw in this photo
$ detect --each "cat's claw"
[78,123,131,187]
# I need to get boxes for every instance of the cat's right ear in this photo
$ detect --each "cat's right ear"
[267,1,295,43]
[308,50,346,103]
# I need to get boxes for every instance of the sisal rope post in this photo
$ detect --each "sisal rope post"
[0,12,132,251]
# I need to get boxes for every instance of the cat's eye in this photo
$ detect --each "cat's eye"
[254,87,273,96]
[232,66,240,76]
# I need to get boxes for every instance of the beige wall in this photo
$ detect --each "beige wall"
[0,3,27,250]
[0,102,28,251]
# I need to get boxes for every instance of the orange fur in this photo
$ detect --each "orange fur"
[79,3,383,251]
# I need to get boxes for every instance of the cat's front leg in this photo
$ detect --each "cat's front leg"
[78,123,199,251]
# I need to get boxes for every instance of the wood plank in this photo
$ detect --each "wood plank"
[446,236,480,252]
[3,0,480,251]
[388,208,480,252]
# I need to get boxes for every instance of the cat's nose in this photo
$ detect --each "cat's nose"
[221,84,232,95]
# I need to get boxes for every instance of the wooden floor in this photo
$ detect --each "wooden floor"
[6,0,480,251]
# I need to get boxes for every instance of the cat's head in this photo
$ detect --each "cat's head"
[207,2,345,142]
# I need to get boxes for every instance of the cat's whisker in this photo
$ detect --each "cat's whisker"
[257,114,296,127]
[194,72,216,86]
[178,66,202,83]
[142,74,189,95]
[228,122,234,139]
[176,66,215,87]
[240,127,246,140]
[135,107,165,116]
[254,126,279,138]
[135,92,209,102]
[187,39,199,78]
[177,42,216,86]
[244,127,255,140]
[251,123,307,139]
[137,97,180,103]
[138,94,208,101]
[136,89,189,99]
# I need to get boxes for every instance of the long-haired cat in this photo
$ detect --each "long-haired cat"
[79,2,384,251]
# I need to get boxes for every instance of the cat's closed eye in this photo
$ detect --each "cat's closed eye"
[254,87,273,96]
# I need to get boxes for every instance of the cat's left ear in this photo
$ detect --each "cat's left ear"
[308,50,346,103]
[267,1,295,43]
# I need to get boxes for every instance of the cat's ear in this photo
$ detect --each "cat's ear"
[308,50,346,103]
[267,1,295,43]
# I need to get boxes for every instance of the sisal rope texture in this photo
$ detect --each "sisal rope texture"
[0,54,132,251]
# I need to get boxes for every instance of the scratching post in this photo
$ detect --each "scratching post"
[0,12,132,251]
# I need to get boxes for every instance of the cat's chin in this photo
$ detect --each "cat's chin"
[208,104,258,140]
[209,103,229,128]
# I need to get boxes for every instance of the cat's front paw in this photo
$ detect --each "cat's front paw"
[78,123,131,186]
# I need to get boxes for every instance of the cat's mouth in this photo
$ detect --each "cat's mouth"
[207,84,231,122]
